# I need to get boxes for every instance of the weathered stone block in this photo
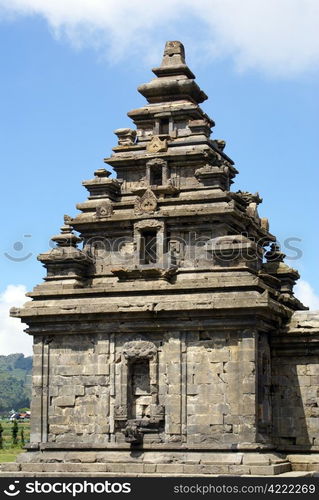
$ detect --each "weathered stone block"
[54,396,75,407]
[243,453,271,465]
[59,385,85,397]
[124,463,144,473]
[157,464,184,473]
[144,464,156,473]
[0,463,21,472]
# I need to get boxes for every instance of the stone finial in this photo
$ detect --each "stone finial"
[94,168,111,178]
[114,128,136,146]
[139,40,207,103]
[216,140,226,151]
[160,41,186,67]
[265,243,286,262]
[51,225,81,248]
[237,191,263,206]
[63,214,73,225]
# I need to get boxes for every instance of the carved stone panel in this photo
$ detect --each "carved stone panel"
[146,136,167,153]
[134,189,157,214]
[96,201,113,219]
[122,340,157,360]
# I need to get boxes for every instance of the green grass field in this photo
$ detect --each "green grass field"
[0,421,30,462]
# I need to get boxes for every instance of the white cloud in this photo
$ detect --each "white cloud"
[0,0,318,77]
[295,280,319,311]
[0,284,32,356]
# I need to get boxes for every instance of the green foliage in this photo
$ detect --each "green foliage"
[20,428,25,447]
[0,421,30,462]
[0,353,32,372]
[12,421,18,445]
[0,423,3,449]
[0,354,32,415]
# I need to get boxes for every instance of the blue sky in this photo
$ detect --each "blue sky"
[0,0,318,355]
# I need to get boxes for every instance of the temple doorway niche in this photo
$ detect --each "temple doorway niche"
[150,164,163,186]
[140,230,157,264]
[159,117,169,135]
[128,358,151,419]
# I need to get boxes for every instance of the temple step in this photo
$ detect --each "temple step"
[0,461,291,475]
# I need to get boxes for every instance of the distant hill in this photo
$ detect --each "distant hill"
[0,353,32,415]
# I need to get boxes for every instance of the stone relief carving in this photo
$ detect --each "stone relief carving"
[96,201,113,219]
[124,422,143,444]
[114,404,128,419]
[122,340,157,360]
[134,219,164,231]
[146,158,167,169]
[134,189,157,214]
[119,241,135,257]
[146,136,167,153]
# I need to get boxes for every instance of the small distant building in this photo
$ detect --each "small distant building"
[9,412,20,421]
[6,41,319,476]
[19,412,30,421]
[8,411,30,421]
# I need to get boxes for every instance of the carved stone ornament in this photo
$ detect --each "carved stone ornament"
[96,201,113,219]
[134,189,157,214]
[134,219,164,231]
[114,404,128,419]
[261,217,269,232]
[195,165,214,177]
[236,191,263,206]
[195,164,229,178]
[215,139,226,151]
[146,136,167,153]
[124,422,143,444]
[63,214,73,225]
[246,202,259,220]
[146,158,167,169]
[151,404,165,418]
[122,340,157,360]
[114,128,137,146]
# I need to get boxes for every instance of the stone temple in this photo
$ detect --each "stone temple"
[3,41,319,476]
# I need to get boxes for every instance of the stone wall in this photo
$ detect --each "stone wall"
[186,331,257,445]
[30,329,261,448]
[272,355,319,449]
[31,335,111,445]
[272,311,319,450]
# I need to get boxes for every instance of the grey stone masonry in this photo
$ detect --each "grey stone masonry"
[5,41,319,476]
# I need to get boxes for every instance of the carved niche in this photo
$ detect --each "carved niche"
[146,158,168,186]
[134,219,165,268]
[114,340,165,444]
